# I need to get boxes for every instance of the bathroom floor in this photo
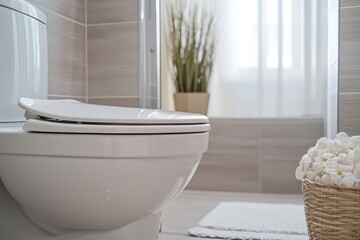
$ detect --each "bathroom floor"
[158,190,303,240]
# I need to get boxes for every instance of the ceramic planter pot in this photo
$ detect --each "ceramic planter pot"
[174,92,209,115]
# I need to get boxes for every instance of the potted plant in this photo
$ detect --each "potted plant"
[168,1,215,115]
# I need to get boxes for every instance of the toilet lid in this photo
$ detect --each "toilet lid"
[19,98,210,134]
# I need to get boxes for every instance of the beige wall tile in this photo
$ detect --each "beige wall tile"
[88,23,139,98]
[88,97,139,107]
[260,138,314,162]
[187,152,259,193]
[341,0,360,8]
[87,0,139,24]
[338,41,360,68]
[208,119,260,144]
[260,119,324,138]
[339,6,360,92]
[259,119,323,194]
[45,10,86,97]
[27,0,86,24]
[260,119,323,160]
[261,159,302,194]
[339,93,360,135]
[340,6,360,42]
[340,69,360,92]
[339,1,360,137]
[48,95,86,102]
[187,119,260,192]
[186,118,324,193]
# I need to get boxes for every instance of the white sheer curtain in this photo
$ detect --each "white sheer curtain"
[208,0,328,118]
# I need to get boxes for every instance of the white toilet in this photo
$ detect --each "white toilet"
[0,1,210,239]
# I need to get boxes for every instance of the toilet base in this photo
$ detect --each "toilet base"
[23,209,162,240]
[0,179,163,240]
[61,212,163,240]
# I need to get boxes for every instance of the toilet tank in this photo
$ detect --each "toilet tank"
[0,0,47,122]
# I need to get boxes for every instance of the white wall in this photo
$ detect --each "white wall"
[327,0,339,138]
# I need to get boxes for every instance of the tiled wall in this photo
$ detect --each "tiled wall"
[27,0,87,102]
[27,0,139,106]
[339,0,360,135]
[87,0,140,107]
[187,118,324,194]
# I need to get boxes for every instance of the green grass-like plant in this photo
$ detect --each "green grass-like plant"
[168,1,215,93]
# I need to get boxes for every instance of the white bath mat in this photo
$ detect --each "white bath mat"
[188,202,308,240]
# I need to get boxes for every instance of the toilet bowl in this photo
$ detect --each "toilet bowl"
[0,98,209,239]
[0,1,210,238]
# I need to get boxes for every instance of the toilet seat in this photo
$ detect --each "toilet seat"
[19,98,210,134]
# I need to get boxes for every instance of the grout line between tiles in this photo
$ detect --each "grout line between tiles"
[38,6,86,26]
[341,5,360,10]
[340,92,360,95]
[48,94,86,99]
[88,96,140,99]
[87,21,139,27]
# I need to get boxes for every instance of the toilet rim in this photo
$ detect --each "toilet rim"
[0,126,209,158]
[19,98,210,134]
[23,119,211,134]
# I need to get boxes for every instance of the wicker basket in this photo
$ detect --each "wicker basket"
[302,179,360,240]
